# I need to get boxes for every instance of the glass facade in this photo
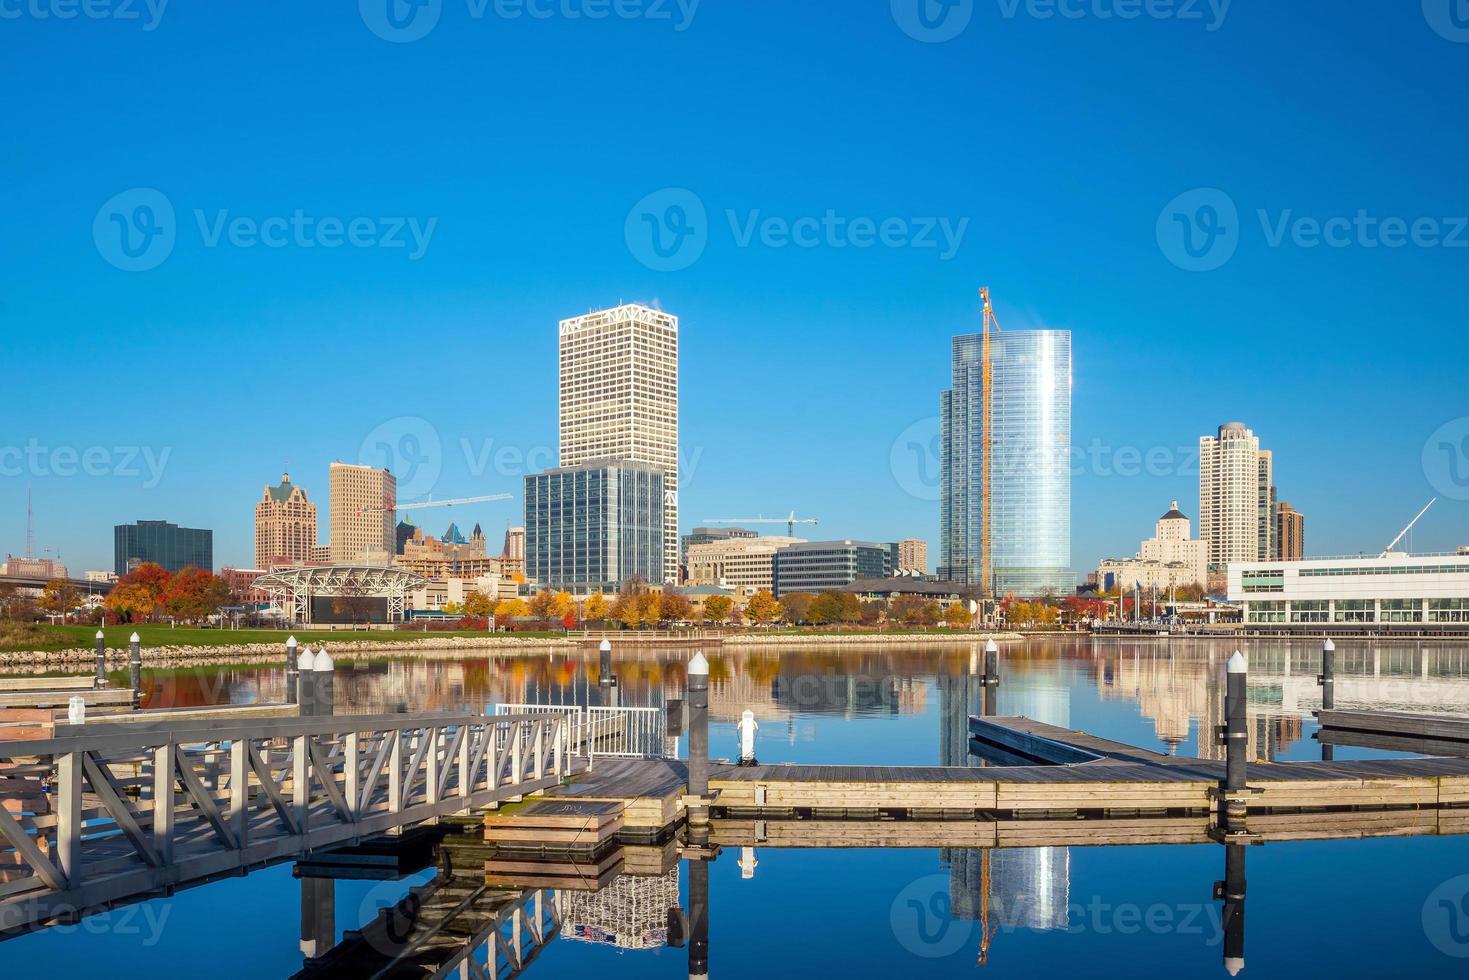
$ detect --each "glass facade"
[941,329,1072,596]
[771,541,893,597]
[524,461,663,593]
[114,521,214,576]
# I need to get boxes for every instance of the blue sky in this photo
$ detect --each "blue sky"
[2,1,1467,575]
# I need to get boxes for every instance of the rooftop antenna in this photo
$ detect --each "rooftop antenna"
[25,482,34,559]
[1380,498,1436,558]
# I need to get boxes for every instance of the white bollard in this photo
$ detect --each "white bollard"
[737,709,759,766]
[739,846,758,880]
[67,696,86,726]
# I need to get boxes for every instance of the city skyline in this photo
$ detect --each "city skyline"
[4,6,1468,575]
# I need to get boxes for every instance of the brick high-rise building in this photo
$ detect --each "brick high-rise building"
[896,538,929,574]
[1276,501,1305,561]
[329,461,396,564]
[558,304,679,584]
[254,472,318,569]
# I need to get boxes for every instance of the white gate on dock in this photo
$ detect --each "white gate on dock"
[494,704,669,761]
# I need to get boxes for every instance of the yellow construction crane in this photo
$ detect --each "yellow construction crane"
[979,287,1001,610]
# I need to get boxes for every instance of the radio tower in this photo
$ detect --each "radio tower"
[25,482,35,560]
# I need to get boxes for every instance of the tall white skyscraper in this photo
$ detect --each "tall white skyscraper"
[558,304,679,584]
[1199,422,1274,573]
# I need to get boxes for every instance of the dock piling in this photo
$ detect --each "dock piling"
[297,648,317,716]
[982,639,1000,717]
[1319,638,1335,761]
[688,651,710,827]
[737,709,758,766]
[286,635,299,706]
[1223,650,1249,829]
[314,648,335,716]
[93,630,106,687]
[1219,843,1247,975]
[128,632,142,705]
[598,638,616,688]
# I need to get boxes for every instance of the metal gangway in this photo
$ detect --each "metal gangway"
[0,710,575,933]
[494,704,670,761]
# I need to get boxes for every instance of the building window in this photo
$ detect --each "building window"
[1379,599,1425,623]
[1429,598,1469,623]
[1289,600,1329,623]
[1334,600,1375,623]
[1247,601,1285,624]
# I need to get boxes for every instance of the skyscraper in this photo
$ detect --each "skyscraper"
[114,520,213,576]
[1199,422,1273,572]
[558,304,679,584]
[1276,501,1305,560]
[329,461,396,564]
[254,472,317,569]
[941,329,1072,596]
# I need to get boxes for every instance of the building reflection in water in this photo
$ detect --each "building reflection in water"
[560,870,679,949]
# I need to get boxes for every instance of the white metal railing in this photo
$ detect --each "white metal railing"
[494,704,669,762]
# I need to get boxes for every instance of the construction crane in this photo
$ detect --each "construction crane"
[979,286,1001,612]
[1380,498,1436,557]
[702,512,819,538]
[360,493,513,516]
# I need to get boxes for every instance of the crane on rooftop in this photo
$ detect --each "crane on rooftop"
[703,512,820,538]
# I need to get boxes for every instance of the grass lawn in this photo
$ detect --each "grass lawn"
[4,624,566,653]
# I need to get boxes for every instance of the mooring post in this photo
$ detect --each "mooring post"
[314,648,334,716]
[94,630,106,687]
[128,632,142,706]
[297,647,317,717]
[688,847,710,980]
[286,635,299,706]
[1223,650,1249,829]
[598,638,616,688]
[1219,843,1247,975]
[688,651,710,827]
[982,638,1000,717]
[1319,637,1335,761]
[737,709,758,766]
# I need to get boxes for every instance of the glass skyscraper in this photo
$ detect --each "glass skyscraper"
[113,520,214,577]
[940,329,1072,596]
[524,461,664,594]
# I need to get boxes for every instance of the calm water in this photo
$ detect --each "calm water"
[6,637,1469,977]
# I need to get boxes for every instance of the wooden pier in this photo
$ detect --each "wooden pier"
[1316,708,1469,757]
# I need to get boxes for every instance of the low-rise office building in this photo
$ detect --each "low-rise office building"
[114,520,213,576]
[773,540,893,596]
[1228,551,1469,625]
[524,460,664,593]
[686,536,803,592]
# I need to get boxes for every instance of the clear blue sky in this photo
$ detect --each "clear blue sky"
[3,1,1467,575]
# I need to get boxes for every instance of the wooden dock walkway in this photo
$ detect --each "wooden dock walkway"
[1316,708,1469,757]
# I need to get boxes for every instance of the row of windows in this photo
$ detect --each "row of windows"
[1299,563,1469,577]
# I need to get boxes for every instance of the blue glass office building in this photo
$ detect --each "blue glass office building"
[524,461,664,593]
[940,330,1072,596]
[113,520,214,576]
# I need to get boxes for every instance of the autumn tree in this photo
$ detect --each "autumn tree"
[703,595,733,623]
[38,580,82,619]
[807,590,862,624]
[860,599,887,625]
[583,592,609,622]
[104,583,157,624]
[159,566,230,624]
[777,592,816,625]
[529,589,558,620]
[658,587,692,624]
[943,603,971,628]
[462,591,495,618]
[495,597,530,619]
[744,590,781,624]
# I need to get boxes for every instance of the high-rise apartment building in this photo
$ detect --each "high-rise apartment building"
[254,472,318,569]
[941,329,1073,596]
[896,538,929,574]
[524,461,664,593]
[1276,502,1305,561]
[113,521,213,576]
[329,461,396,565]
[501,526,525,563]
[558,304,679,584]
[1199,423,1273,572]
